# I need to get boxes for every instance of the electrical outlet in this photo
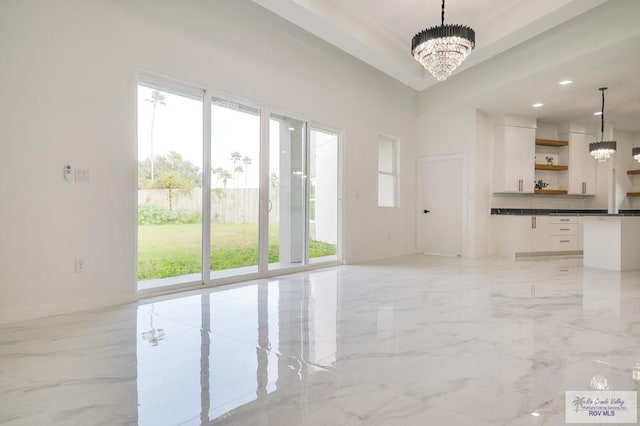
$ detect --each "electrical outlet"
[75,258,86,273]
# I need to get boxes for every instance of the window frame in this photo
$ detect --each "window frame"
[377,134,399,208]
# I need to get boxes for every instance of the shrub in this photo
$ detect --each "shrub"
[138,204,201,225]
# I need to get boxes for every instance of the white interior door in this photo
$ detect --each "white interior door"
[417,155,466,256]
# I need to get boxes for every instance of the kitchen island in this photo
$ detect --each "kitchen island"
[583,215,640,271]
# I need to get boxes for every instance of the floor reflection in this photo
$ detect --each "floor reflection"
[136,270,339,425]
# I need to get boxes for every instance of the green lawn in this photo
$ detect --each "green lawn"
[138,223,336,280]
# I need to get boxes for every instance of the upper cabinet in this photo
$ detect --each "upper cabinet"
[493,116,536,193]
[492,118,598,197]
[560,126,596,195]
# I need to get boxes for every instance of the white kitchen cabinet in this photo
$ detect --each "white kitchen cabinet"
[561,130,597,195]
[493,117,536,193]
[535,216,580,251]
[492,215,582,257]
[491,215,534,256]
[531,216,550,250]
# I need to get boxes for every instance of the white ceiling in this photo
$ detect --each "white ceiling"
[253,0,640,132]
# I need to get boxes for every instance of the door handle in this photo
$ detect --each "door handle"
[423,210,430,214]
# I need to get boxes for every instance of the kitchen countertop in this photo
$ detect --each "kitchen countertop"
[491,208,640,216]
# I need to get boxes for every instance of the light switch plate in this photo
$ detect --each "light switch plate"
[74,168,90,183]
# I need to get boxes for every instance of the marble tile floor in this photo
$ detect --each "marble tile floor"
[1,254,640,425]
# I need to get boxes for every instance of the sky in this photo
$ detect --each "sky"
[137,86,337,189]
[137,86,278,189]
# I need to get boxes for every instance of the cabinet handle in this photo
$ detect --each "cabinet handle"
[560,228,570,231]
[560,219,570,222]
[518,179,523,192]
[582,182,587,194]
[560,240,570,243]
[532,216,536,229]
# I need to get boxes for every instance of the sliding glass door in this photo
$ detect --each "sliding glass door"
[137,75,340,291]
[210,98,261,279]
[309,127,339,263]
[137,83,203,290]
[268,114,307,271]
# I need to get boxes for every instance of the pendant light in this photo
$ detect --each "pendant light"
[411,0,475,81]
[589,87,616,162]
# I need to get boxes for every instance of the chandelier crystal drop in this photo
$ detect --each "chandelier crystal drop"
[589,142,616,162]
[411,0,475,81]
[589,87,616,162]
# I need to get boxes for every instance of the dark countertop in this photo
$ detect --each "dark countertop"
[491,208,640,216]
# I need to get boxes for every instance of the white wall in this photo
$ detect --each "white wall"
[473,110,493,257]
[413,108,492,258]
[415,107,482,257]
[0,0,417,324]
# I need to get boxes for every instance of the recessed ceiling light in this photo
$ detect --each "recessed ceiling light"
[559,80,574,86]
[532,103,544,108]
[593,111,602,116]
[531,412,541,417]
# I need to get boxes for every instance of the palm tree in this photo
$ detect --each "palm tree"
[145,90,166,181]
[241,156,252,218]
[230,151,242,189]
[230,151,242,169]
[213,168,232,189]
[219,170,232,189]
[242,156,252,189]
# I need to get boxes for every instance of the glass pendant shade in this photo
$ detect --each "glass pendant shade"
[412,1,475,81]
[589,141,616,162]
[589,87,616,162]
[633,147,640,162]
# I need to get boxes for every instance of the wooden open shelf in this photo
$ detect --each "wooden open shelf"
[627,170,640,175]
[535,189,568,195]
[535,164,568,171]
[628,192,640,197]
[535,138,569,147]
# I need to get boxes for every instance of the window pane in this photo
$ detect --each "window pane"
[378,137,394,173]
[210,98,260,279]
[269,114,306,270]
[309,128,338,263]
[378,174,396,207]
[137,84,203,290]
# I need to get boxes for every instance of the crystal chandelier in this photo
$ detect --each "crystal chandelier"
[411,0,475,81]
[589,87,616,162]
[633,147,640,162]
